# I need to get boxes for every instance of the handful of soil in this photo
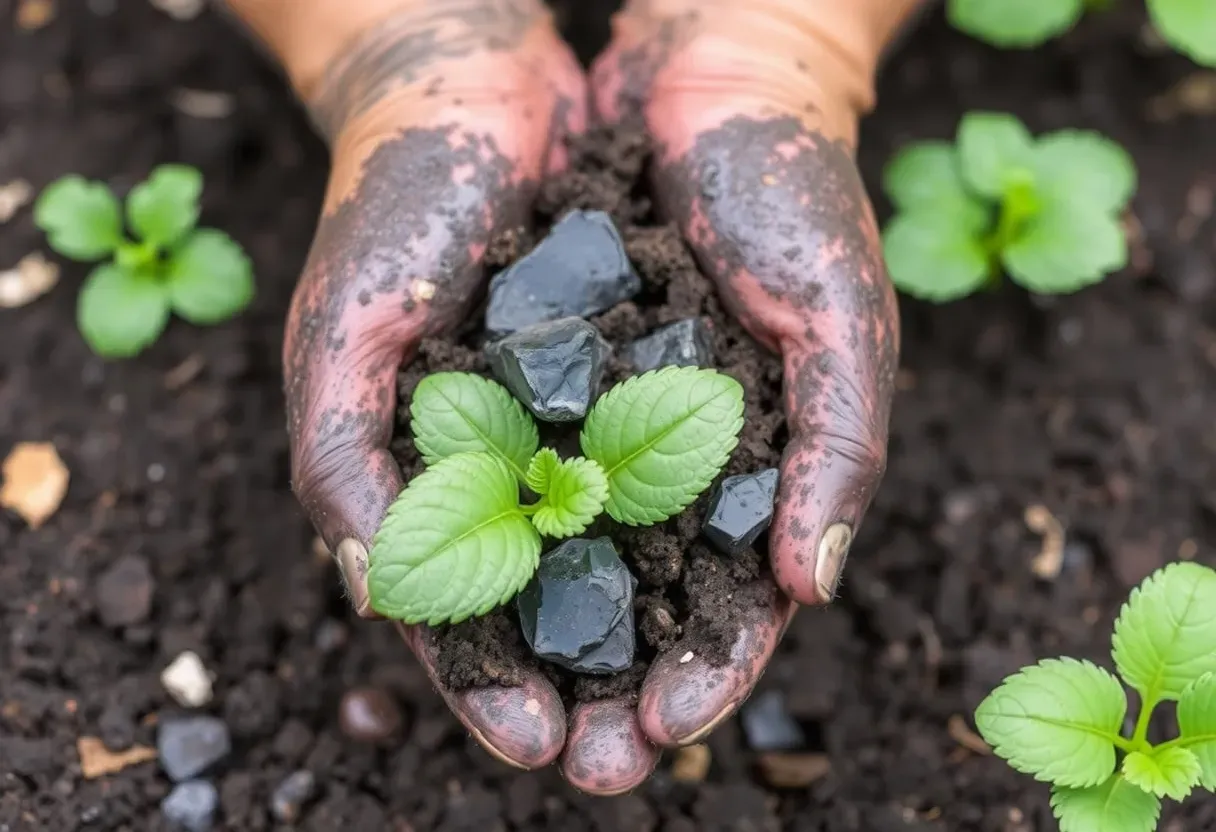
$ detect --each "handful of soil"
[389,122,787,704]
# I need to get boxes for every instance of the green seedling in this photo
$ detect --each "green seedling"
[368,365,745,625]
[34,165,253,358]
[976,562,1216,832]
[1146,0,1216,66]
[947,0,1216,67]
[881,112,1136,302]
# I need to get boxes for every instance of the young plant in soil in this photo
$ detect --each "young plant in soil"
[976,562,1216,832]
[881,111,1136,302]
[34,164,253,358]
[947,0,1216,66]
[368,365,744,627]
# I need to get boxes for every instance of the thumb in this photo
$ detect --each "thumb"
[771,322,892,605]
[589,1,909,606]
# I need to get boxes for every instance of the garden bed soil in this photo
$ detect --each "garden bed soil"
[395,121,785,703]
[3,2,1216,830]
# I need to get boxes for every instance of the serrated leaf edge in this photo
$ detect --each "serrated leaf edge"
[1050,775,1161,832]
[582,366,745,526]
[1121,747,1201,800]
[974,657,1125,788]
[1112,561,1216,702]
[368,451,539,625]
[409,372,537,478]
[528,455,608,538]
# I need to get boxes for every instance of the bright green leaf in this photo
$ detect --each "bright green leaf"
[1036,130,1137,214]
[1122,747,1201,800]
[528,456,609,538]
[1148,0,1216,67]
[1050,775,1161,832]
[1177,672,1216,790]
[957,112,1037,199]
[882,210,992,302]
[34,176,123,261]
[368,452,540,625]
[1002,197,1126,293]
[581,366,744,526]
[166,230,254,324]
[948,0,1084,48]
[974,657,1126,788]
[883,142,990,224]
[126,164,202,247]
[77,264,170,358]
[409,372,538,479]
[1111,562,1216,702]
[526,447,562,494]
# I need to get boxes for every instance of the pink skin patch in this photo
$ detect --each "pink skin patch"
[561,697,661,794]
[639,582,794,746]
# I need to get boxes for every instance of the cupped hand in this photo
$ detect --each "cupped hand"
[268,0,924,797]
[557,0,927,792]
[277,0,590,777]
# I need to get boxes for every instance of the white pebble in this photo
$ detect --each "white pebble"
[679,651,694,664]
[161,651,215,708]
[0,252,58,308]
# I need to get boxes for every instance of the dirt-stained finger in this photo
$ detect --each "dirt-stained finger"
[560,696,661,795]
[397,622,567,769]
[638,582,794,747]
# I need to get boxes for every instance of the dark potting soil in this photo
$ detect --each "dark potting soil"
[391,121,785,703]
[4,1,1216,830]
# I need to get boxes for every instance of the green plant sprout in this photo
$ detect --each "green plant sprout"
[34,165,254,358]
[368,365,745,625]
[881,112,1136,302]
[976,562,1216,832]
[947,0,1216,67]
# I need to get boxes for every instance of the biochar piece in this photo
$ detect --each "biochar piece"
[625,317,713,372]
[485,210,641,337]
[702,469,780,555]
[485,317,611,422]
[518,537,637,674]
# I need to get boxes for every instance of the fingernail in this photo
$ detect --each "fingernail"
[677,701,738,746]
[336,538,372,613]
[814,523,852,602]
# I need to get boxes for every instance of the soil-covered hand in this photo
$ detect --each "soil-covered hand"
[225,0,587,774]
[561,0,927,791]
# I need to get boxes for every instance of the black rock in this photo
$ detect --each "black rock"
[625,318,713,372]
[517,537,637,674]
[270,770,318,823]
[158,717,231,782]
[702,469,779,555]
[740,690,806,751]
[485,317,611,422]
[485,211,641,337]
[161,780,219,832]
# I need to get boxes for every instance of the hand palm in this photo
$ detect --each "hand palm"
[284,2,898,796]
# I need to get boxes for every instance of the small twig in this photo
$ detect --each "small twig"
[948,714,991,756]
